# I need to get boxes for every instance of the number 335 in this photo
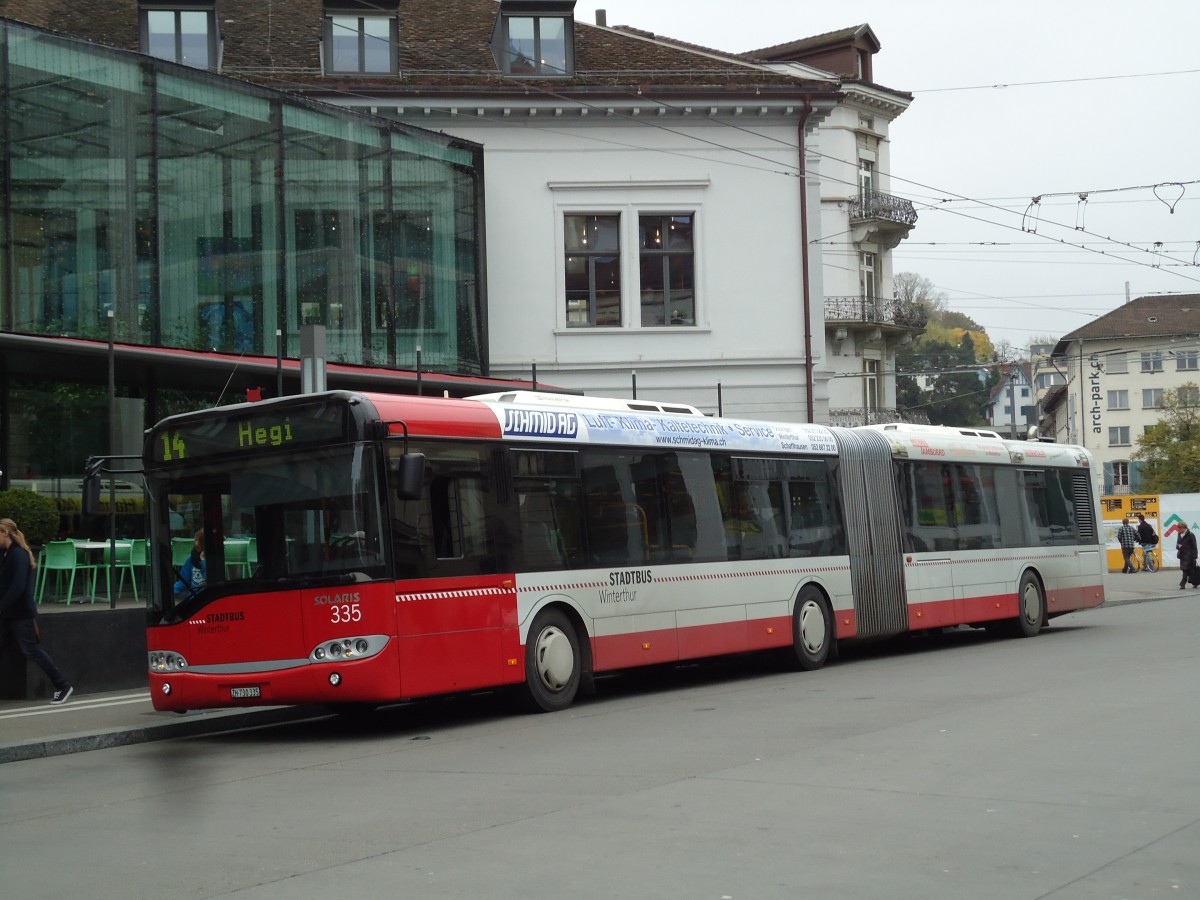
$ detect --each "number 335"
[331,603,361,624]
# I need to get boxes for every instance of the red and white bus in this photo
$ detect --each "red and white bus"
[143,389,1106,713]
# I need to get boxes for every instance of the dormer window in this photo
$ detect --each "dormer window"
[324,1,398,75]
[140,2,217,70]
[493,1,575,76]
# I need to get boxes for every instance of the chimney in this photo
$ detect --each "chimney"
[596,9,607,26]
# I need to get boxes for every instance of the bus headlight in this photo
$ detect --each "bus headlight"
[308,635,387,664]
[148,651,189,673]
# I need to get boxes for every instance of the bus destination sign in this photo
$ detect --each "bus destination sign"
[154,404,348,463]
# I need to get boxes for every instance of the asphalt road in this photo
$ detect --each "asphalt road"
[2,595,1198,899]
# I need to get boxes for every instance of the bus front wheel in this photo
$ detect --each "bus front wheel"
[521,608,581,712]
[786,586,832,671]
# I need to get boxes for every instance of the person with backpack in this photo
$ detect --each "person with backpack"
[1135,514,1158,572]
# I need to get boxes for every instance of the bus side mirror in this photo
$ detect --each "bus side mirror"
[395,453,425,500]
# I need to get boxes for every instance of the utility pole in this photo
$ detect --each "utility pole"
[1009,367,1018,439]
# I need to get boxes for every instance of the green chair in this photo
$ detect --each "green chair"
[224,539,249,578]
[34,546,47,604]
[36,540,87,605]
[129,538,148,596]
[99,541,138,603]
[172,537,196,567]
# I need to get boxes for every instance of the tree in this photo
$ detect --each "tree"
[896,333,989,427]
[1132,383,1200,492]
[894,273,993,361]
[0,489,61,546]
[893,272,948,314]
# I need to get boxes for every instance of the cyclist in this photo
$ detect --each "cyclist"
[1135,513,1158,572]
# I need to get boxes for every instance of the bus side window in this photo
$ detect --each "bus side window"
[953,464,1001,551]
[518,488,566,571]
[430,476,458,558]
[785,459,843,558]
[581,459,647,566]
[1020,470,1053,546]
[905,461,956,551]
[429,475,489,561]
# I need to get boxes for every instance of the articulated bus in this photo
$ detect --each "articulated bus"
[142,390,1105,714]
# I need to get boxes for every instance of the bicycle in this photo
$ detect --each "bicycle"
[1133,546,1159,573]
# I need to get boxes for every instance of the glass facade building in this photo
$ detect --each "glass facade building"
[0,18,487,540]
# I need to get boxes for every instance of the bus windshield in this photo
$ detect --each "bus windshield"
[146,442,386,620]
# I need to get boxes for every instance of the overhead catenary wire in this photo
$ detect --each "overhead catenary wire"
[248,4,1200,315]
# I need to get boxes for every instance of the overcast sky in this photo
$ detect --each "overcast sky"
[591,1,1200,351]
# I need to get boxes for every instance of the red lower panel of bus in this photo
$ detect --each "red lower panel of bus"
[593,615,794,671]
[394,577,523,698]
[1044,583,1106,615]
[149,577,1106,712]
[908,582,1106,631]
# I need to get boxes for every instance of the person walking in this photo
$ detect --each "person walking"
[0,517,74,704]
[1176,522,1198,589]
[1135,513,1158,572]
[1116,517,1138,574]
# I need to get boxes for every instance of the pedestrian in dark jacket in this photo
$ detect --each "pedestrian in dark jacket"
[1176,523,1198,590]
[1116,518,1138,574]
[0,517,73,703]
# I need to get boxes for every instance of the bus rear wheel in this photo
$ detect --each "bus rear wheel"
[521,608,581,712]
[1010,571,1045,638]
[785,586,832,671]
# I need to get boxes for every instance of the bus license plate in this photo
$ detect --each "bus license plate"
[230,686,261,699]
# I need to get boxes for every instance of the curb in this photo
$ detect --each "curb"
[0,704,328,765]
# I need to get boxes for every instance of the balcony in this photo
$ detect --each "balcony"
[849,189,917,249]
[825,296,928,332]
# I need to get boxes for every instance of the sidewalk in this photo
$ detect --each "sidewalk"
[1,568,1190,764]
[0,692,325,764]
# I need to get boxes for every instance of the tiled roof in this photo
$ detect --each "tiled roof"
[1,0,839,97]
[1059,294,1200,344]
[742,24,879,61]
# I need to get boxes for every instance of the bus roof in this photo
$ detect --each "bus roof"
[146,390,1090,469]
[859,423,1092,468]
[467,390,704,417]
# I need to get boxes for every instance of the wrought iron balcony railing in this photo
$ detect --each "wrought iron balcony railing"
[849,190,918,227]
[824,296,928,329]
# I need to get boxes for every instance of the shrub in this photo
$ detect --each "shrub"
[0,488,61,546]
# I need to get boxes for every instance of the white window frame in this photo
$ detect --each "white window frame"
[1141,351,1163,373]
[858,159,874,202]
[1108,425,1131,447]
[863,357,880,410]
[495,13,574,76]
[1112,461,1129,488]
[1177,350,1199,371]
[324,10,398,75]
[141,4,218,70]
[1107,389,1128,410]
[1142,387,1164,409]
[551,182,708,332]
[859,251,877,301]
